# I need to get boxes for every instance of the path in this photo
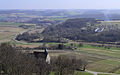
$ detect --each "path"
[86,70,120,75]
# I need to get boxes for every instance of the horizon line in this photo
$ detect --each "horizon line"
[0,9,120,10]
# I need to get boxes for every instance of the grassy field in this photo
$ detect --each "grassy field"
[114,69,120,74]
[49,71,93,75]
[0,22,25,26]
[76,46,120,74]
[82,44,120,50]
[0,26,27,43]
[0,21,120,74]
[101,21,120,26]
[98,74,111,75]
[97,21,120,29]
[0,22,27,43]
[48,43,120,74]
[87,60,120,72]
[6,35,120,74]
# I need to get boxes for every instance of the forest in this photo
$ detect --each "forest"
[0,43,87,75]
[16,18,120,43]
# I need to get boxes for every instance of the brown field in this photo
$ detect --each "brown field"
[46,47,120,74]
[0,26,27,43]
[0,21,120,74]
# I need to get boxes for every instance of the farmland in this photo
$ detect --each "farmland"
[0,21,120,74]
[0,22,24,26]
[47,45,120,75]
[0,14,120,75]
[50,71,94,75]
[0,22,41,44]
[0,26,27,43]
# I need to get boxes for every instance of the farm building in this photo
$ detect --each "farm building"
[30,49,50,64]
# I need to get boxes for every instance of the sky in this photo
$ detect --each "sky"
[0,0,120,9]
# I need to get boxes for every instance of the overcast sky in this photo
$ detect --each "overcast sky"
[0,0,120,9]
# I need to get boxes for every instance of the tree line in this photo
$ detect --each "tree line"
[42,18,120,43]
[0,43,87,75]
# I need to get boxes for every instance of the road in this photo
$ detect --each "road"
[86,70,120,75]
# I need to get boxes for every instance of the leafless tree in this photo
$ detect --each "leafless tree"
[0,43,87,75]
[0,43,36,75]
[51,55,87,75]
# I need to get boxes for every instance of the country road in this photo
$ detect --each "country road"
[48,50,120,75]
[86,70,120,75]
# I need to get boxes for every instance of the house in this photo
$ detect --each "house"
[32,49,50,64]
[95,27,104,33]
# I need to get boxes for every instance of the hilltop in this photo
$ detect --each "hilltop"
[16,18,120,43]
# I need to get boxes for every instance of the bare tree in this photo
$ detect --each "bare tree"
[0,43,36,75]
[34,58,51,75]
[0,43,87,75]
[51,55,87,75]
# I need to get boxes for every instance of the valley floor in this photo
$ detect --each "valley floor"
[0,24,120,75]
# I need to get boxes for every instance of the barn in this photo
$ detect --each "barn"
[30,49,50,64]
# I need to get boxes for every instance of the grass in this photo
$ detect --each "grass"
[3,42,120,74]
[88,60,120,72]
[82,44,120,50]
[10,41,61,46]
[8,40,62,48]
[46,47,120,74]
[78,47,120,58]
[39,18,68,22]
[96,21,120,29]
[0,26,27,43]
[49,71,93,75]
[0,22,25,26]
[74,71,93,75]
[115,69,120,74]
[98,74,111,75]
[82,44,107,50]
[48,45,120,73]
[49,72,55,75]
[76,45,120,74]
[8,37,120,74]
[64,43,120,51]
[109,47,120,51]
[0,21,120,74]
